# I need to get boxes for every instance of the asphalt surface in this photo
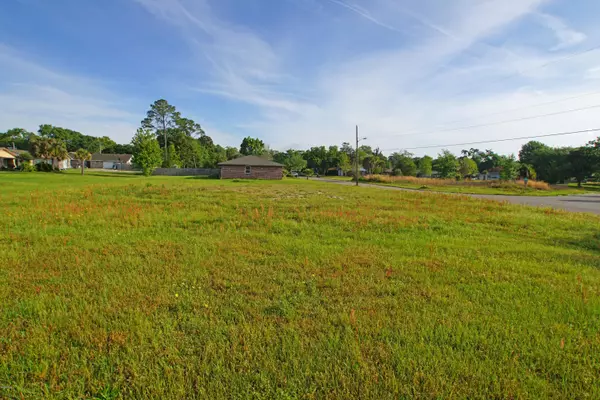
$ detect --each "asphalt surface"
[313,178,600,215]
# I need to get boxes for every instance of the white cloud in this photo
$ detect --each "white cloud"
[133,0,600,156]
[4,0,598,157]
[270,3,597,155]
[536,13,587,51]
[0,44,139,142]
[134,0,310,115]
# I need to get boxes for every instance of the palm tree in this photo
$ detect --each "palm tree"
[48,139,69,170]
[30,135,51,160]
[74,149,92,175]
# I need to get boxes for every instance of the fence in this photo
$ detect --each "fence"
[152,168,220,177]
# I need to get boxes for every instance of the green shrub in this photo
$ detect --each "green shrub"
[20,163,36,172]
[36,163,53,172]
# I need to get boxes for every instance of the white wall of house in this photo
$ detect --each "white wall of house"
[478,172,501,180]
[33,159,71,169]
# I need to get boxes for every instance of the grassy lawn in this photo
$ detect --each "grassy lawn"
[569,182,600,192]
[1,171,600,399]
[370,182,587,196]
[346,176,589,196]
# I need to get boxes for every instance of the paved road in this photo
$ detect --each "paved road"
[313,178,600,215]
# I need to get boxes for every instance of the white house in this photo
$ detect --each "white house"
[90,153,133,170]
[478,167,502,181]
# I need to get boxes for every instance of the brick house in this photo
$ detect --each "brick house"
[219,155,284,180]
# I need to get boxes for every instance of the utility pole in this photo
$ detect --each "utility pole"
[355,125,367,186]
[355,125,359,186]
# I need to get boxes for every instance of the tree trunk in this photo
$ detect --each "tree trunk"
[81,160,84,175]
[578,180,582,188]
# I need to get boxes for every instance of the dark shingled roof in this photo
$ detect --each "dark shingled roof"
[91,153,133,163]
[218,155,283,167]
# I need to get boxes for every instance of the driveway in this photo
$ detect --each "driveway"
[313,178,600,215]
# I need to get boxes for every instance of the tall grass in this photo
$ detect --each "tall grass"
[0,172,599,399]
[361,174,550,190]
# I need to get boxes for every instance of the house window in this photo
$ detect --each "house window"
[245,166,251,175]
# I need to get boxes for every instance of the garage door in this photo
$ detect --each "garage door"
[103,161,114,169]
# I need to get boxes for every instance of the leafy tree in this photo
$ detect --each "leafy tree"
[17,151,32,162]
[74,149,92,175]
[568,146,599,187]
[165,144,181,168]
[521,145,571,183]
[340,142,354,158]
[304,146,328,174]
[225,146,240,160]
[499,155,520,181]
[282,150,307,172]
[199,134,215,149]
[175,135,207,168]
[390,151,417,176]
[0,128,33,149]
[478,149,502,173]
[132,128,162,176]
[434,150,459,178]
[458,157,478,178]
[175,116,204,137]
[519,141,549,166]
[106,143,134,154]
[520,164,537,180]
[337,152,352,174]
[365,155,385,174]
[97,136,117,154]
[418,156,433,177]
[211,145,228,166]
[142,99,178,164]
[240,137,265,156]
[461,148,484,168]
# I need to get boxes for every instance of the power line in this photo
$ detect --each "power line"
[386,104,600,138]
[392,89,600,137]
[383,128,600,151]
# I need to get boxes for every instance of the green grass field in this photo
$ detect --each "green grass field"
[338,176,589,196]
[368,182,586,196]
[1,171,600,399]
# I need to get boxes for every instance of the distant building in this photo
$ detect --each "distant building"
[90,153,133,170]
[0,148,17,169]
[218,155,283,180]
[1,148,71,170]
[478,167,502,180]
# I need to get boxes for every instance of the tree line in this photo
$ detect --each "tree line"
[3,98,599,182]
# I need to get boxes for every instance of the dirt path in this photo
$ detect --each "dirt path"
[313,178,600,215]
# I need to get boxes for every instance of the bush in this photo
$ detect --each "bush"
[303,168,314,177]
[20,163,36,172]
[17,151,33,162]
[36,163,53,172]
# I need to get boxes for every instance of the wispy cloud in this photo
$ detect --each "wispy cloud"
[536,13,587,51]
[0,44,139,141]
[324,0,404,33]
[134,0,309,114]
[234,0,600,154]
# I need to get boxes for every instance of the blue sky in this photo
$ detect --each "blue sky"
[1,0,600,155]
